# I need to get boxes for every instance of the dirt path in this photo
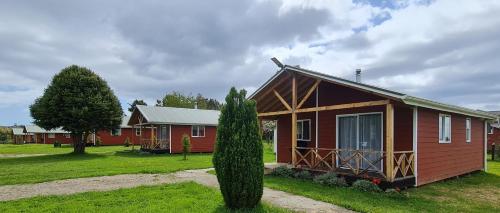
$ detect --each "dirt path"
[0,169,353,213]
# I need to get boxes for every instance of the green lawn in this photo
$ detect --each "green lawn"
[0,182,289,213]
[264,160,500,213]
[0,143,275,185]
[0,144,128,155]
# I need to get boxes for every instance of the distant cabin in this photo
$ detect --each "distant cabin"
[250,65,496,186]
[128,105,220,154]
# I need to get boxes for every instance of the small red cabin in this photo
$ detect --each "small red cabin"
[23,125,72,144]
[128,106,220,154]
[250,65,496,186]
[93,116,152,146]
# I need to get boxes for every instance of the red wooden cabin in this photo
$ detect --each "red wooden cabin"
[128,106,220,154]
[250,65,496,186]
[94,116,152,146]
[486,112,500,149]
[23,125,72,144]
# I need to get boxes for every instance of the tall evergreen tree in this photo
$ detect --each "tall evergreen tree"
[213,87,263,209]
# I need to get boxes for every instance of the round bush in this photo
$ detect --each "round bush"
[293,170,313,180]
[352,179,382,192]
[270,166,294,178]
[313,172,348,187]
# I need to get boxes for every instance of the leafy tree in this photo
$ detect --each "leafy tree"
[30,65,123,154]
[128,99,147,112]
[182,134,191,160]
[160,91,222,110]
[213,87,263,209]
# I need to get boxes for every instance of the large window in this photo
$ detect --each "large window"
[64,133,71,138]
[297,119,311,141]
[487,123,494,134]
[439,114,451,143]
[111,128,121,136]
[48,133,55,139]
[192,125,205,137]
[466,118,471,143]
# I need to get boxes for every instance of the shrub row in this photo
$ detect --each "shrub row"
[270,166,404,194]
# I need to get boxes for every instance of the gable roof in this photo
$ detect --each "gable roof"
[130,105,220,126]
[12,127,24,135]
[249,65,497,119]
[24,125,69,134]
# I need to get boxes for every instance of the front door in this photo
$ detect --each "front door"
[157,125,170,149]
[337,113,382,171]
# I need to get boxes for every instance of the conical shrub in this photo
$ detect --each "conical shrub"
[213,87,263,209]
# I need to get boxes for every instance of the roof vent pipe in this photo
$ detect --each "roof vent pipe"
[355,68,362,83]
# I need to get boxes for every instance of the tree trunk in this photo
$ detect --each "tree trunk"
[72,132,86,154]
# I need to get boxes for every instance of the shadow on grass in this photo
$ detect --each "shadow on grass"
[213,203,280,213]
[0,153,108,165]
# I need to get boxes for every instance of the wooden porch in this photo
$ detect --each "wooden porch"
[253,69,417,182]
[294,147,415,181]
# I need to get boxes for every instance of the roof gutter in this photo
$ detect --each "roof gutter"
[403,96,497,120]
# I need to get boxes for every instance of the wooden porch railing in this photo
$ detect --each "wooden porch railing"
[140,137,170,150]
[294,147,415,181]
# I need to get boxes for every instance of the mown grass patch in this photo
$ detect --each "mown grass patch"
[0,182,290,213]
[264,160,500,213]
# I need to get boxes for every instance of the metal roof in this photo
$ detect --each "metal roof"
[121,116,132,128]
[135,105,220,126]
[12,127,24,135]
[24,125,69,134]
[249,65,497,120]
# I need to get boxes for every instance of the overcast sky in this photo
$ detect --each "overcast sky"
[1,0,500,125]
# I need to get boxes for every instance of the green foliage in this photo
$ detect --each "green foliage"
[269,166,294,178]
[293,170,313,180]
[128,99,147,112]
[124,137,131,147]
[30,65,123,154]
[0,128,12,144]
[0,182,289,213]
[161,91,222,110]
[53,141,61,148]
[95,137,102,147]
[182,134,191,160]
[213,87,263,209]
[313,172,348,187]
[352,179,382,192]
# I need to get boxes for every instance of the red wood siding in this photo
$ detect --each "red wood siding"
[487,127,500,149]
[417,108,485,186]
[170,125,217,153]
[97,128,152,146]
[33,133,73,144]
[394,105,414,151]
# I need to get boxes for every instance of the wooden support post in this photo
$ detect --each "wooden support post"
[291,74,298,166]
[385,103,395,181]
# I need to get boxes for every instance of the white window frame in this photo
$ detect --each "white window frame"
[487,123,494,134]
[466,118,471,143]
[439,114,452,143]
[110,128,121,136]
[135,128,141,136]
[64,133,71,138]
[296,119,311,141]
[48,133,55,139]
[192,125,206,137]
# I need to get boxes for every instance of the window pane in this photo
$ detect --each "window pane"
[439,116,444,141]
[303,120,310,140]
[192,126,198,136]
[297,121,303,140]
[445,116,451,141]
[199,126,205,137]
